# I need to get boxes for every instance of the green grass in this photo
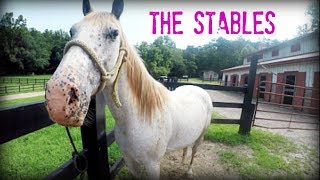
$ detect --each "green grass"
[179,78,221,85]
[0,107,120,179]
[0,124,82,179]
[205,121,318,178]
[212,111,224,119]
[0,95,45,109]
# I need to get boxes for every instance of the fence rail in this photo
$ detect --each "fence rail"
[253,80,319,130]
[0,78,50,95]
[0,84,46,94]
[0,93,125,179]
[164,82,246,92]
[0,77,50,84]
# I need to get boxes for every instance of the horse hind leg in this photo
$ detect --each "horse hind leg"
[187,133,205,178]
[181,147,188,164]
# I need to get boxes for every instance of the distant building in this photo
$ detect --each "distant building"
[221,32,319,113]
[203,70,219,81]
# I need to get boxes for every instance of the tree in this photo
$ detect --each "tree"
[169,48,186,77]
[44,29,70,73]
[0,12,70,75]
[307,0,319,32]
[297,0,319,35]
[136,36,177,78]
[0,12,31,74]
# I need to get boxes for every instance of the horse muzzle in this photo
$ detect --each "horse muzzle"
[45,78,87,127]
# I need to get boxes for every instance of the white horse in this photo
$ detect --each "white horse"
[45,0,213,179]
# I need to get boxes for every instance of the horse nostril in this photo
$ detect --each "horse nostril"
[68,87,79,105]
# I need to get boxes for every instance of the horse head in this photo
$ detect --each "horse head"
[45,0,124,127]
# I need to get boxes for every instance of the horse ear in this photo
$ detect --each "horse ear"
[83,0,92,16]
[111,0,124,19]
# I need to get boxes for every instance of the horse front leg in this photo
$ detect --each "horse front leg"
[144,161,160,180]
[122,154,141,178]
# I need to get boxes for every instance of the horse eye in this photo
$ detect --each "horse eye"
[69,29,73,37]
[113,30,119,37]
[106,29,119,40]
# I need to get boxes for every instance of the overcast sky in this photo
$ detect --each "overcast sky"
[1,0,312,49]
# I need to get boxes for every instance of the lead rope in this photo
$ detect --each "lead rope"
[63,40,127,179]
[66,127,87,179]
[63,39,128,108]
[112,47,128,107]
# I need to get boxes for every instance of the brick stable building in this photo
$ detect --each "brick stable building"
[222,32,319,112]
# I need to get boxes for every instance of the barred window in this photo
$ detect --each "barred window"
[291,43,300,52]
[272,49,279,57]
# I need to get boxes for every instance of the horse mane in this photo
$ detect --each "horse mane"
[121,37,169,121]
[95,13,169,121]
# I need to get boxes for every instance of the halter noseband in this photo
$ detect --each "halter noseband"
[63,39,128,108]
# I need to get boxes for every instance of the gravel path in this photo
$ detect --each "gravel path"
[0,91,44,101]
[207,90,319,149]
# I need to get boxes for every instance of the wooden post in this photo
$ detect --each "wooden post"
[19,85,20,92]
[27,78,29,84]
[239,56,258,135]
[32,84,35,91]
[81,92,110,179]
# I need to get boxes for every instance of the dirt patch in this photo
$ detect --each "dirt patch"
[160,141,251,179]
[157,140,319,179]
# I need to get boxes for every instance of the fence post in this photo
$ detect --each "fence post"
[81,92,110,179]
[27,78,28,84]
[239,56,258,135]
[19,85,20,92]
[5,86,7,94]
[32,84,35,91]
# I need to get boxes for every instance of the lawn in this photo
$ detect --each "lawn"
[0,99,318,179]
[0,95,45,109]
[0,107,121,179]
[205,124,318,179]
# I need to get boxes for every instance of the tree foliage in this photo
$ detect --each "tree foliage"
[137,36,259,78]
[297,0,319,35]
[0,12,70,75]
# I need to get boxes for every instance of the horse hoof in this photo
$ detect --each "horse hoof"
[186,169,193,178]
